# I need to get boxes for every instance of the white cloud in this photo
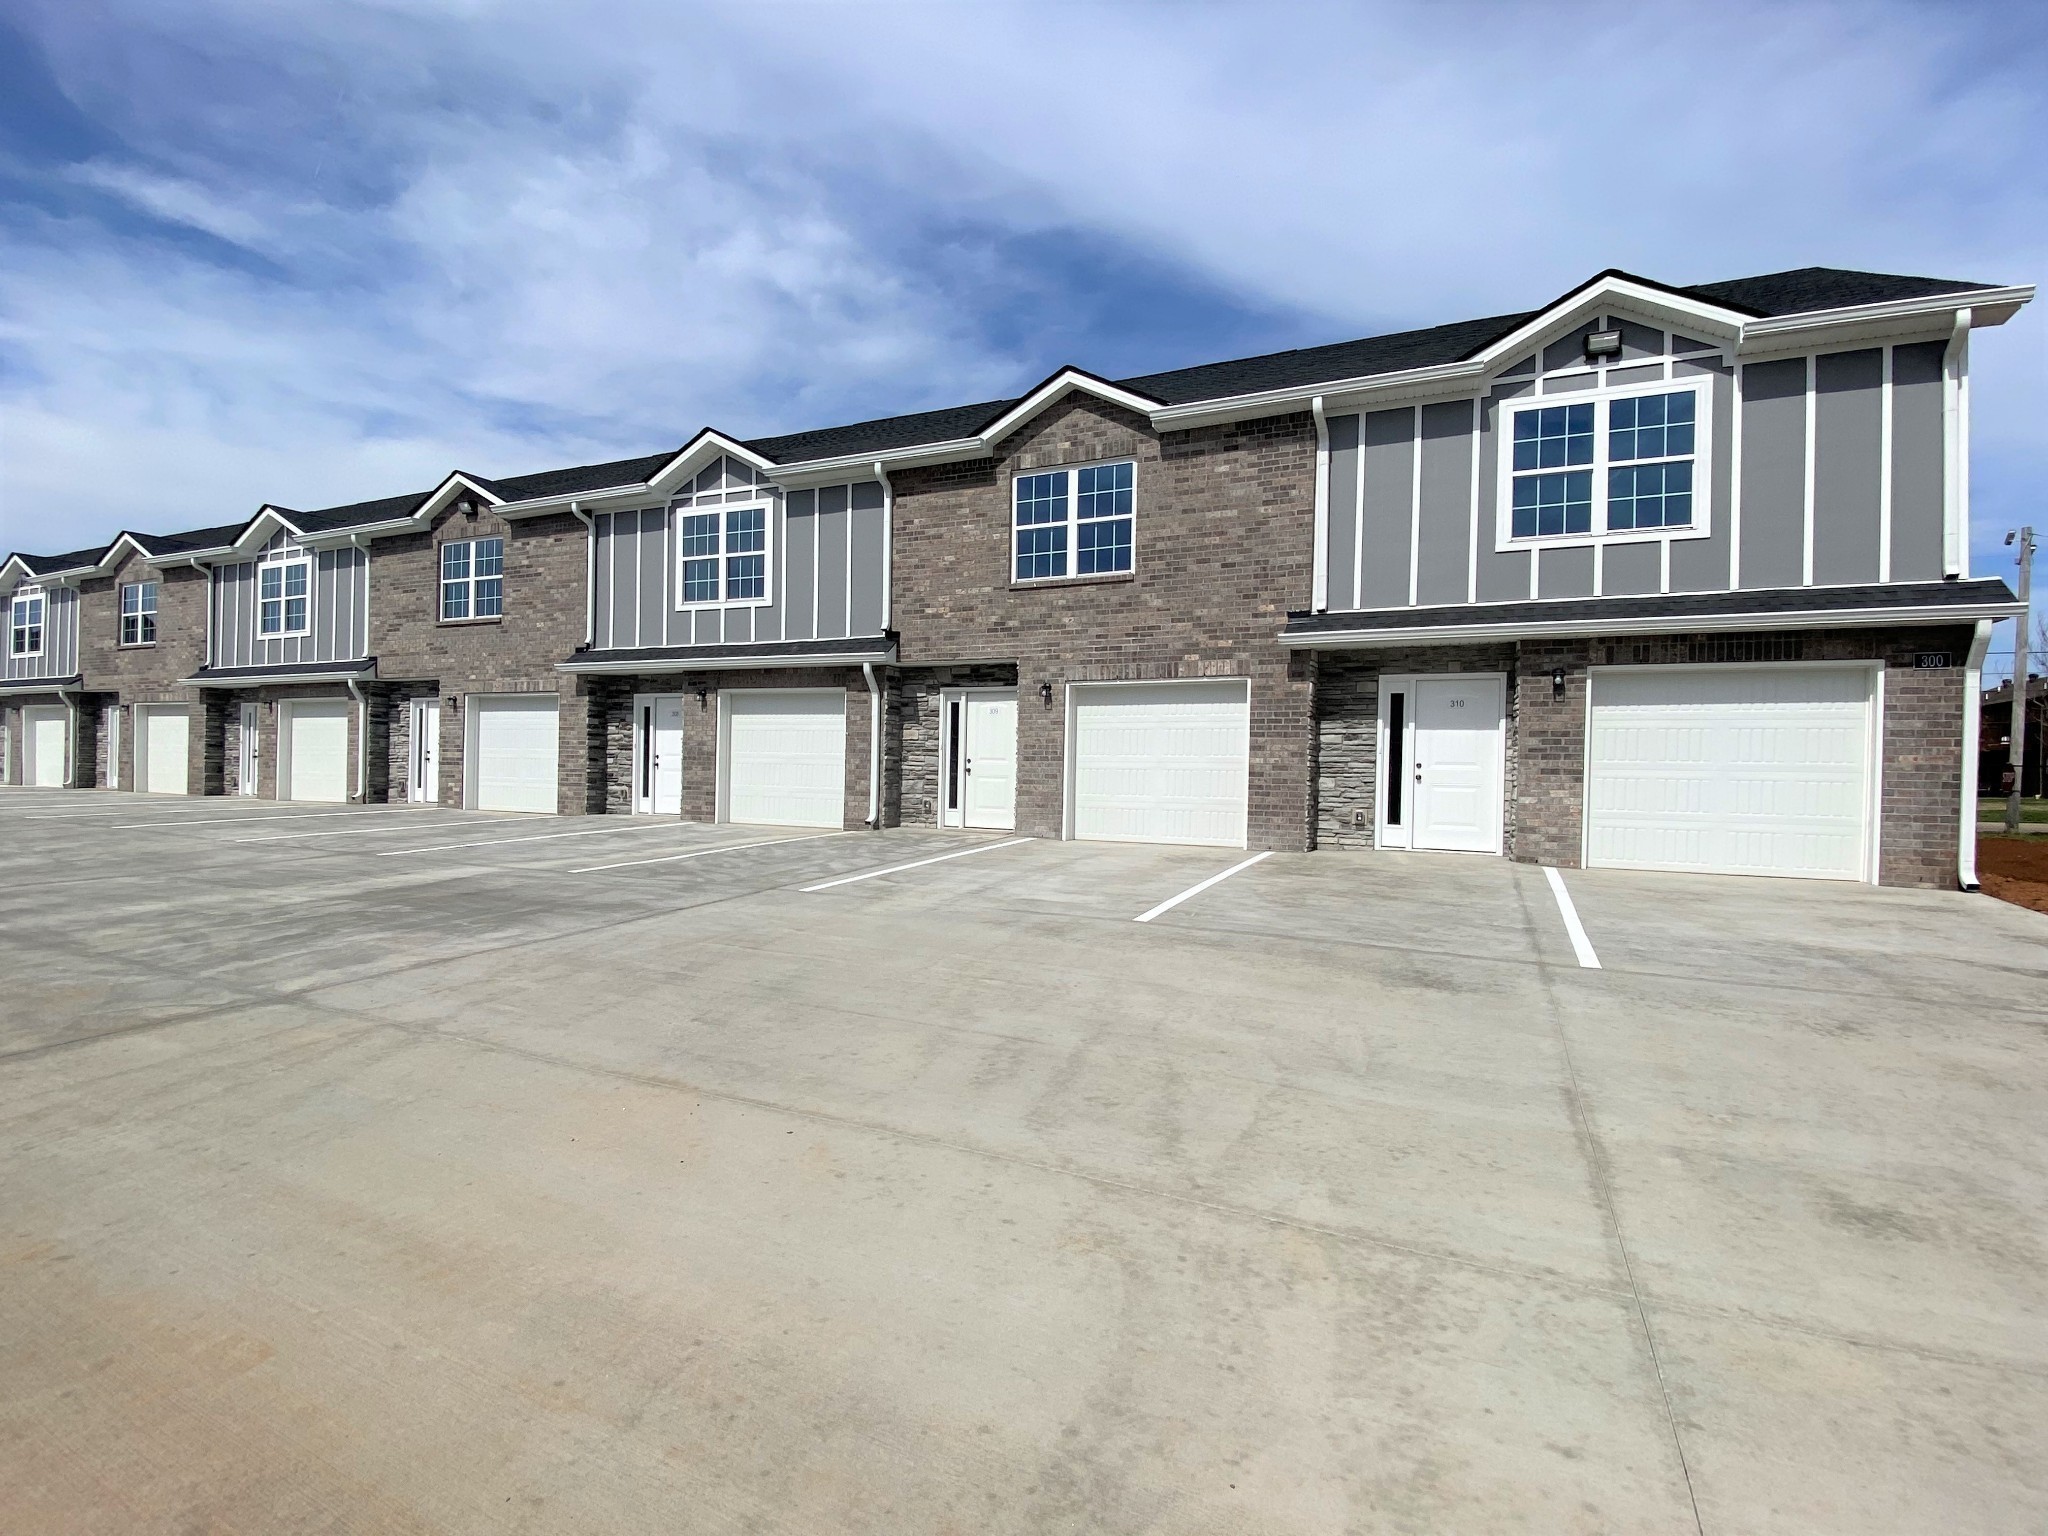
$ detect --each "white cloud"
[0,0,2040,580]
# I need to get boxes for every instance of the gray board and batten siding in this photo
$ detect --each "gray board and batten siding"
[4,586,78,680]
[590,454,888,650]
[1319,317,1951,614]
[211,531,371,668]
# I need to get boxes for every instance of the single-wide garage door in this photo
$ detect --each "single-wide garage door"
[140,707,190,795]
[724,690,846,827]
[1071,680,1250,848]
[1586,666,1875,880]
[285,701,349,803]
[472,695,560,813]
[26,709,67,787]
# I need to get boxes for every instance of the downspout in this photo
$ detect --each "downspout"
[1310,396,1329,612]
[873,461,893,632]
[56,681,78,788]
[1942,309,1972,578]
[569,501,596,645]
[346,676,367,805]
[862,660,882,830]
[186,556,212,666]
[1958,618,1993,890]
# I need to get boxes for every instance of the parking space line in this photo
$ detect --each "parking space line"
[575,830,851,874]
[109,808,427,830]
[377,819,699,856]
[1542,866,1602,969]
[234,817,525,843]
[801,837,1031,892]
[1133,850,1273,923]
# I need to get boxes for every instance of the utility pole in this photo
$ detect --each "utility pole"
[2006,526,2035,834]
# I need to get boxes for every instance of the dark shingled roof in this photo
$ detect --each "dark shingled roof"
[133,522,250,556]
[489,450,683,503]
[17,545,110,575]
[560,636,897,668]
[1279,578,2020,638]
[736,266,1995,465]
[288,491,432,534]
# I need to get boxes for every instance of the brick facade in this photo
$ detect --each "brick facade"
[890,392,1318,849]
[1310,625,1975,889]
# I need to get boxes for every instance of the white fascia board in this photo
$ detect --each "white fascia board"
[644,431,776,497]
[92,533,157,573]
[1152,360,1490,429]
[1742,285,2032,340]
[972,371,1163,446]
[1473,277,1748,365]
[1282,599,2026,649]
[226,506,307,555]
[180,664,380,688]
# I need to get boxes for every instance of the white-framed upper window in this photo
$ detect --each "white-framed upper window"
[257,549,311,636]
[10,587,44,657]
[676,501,771,607]
[1013,458,1135,581]
[440,537,504,621]
[120,580,158,646]
[1498,376,1709,548]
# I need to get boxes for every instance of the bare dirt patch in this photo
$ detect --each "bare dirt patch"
[1977,835,2048,916]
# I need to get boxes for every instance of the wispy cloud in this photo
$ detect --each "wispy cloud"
[0,0,2040,603]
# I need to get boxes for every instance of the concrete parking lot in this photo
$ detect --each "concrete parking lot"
[3,786,2046,1535]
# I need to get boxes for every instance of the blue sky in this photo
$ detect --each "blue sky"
[1,1,2043,666]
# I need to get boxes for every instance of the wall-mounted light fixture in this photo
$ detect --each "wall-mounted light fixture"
[1039,681,1054,708]
[696,687,709,710]
[1583,328,1623,362]
[1551,667,1567,698]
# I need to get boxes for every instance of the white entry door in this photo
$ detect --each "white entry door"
[1070,680,1251,847]
[1408,676,1505,854]
[1585,665,1875,880]
[634,695,685,815]
[470,695,560,813]
[102,705,121,792]
[941,690,1018,830]
[26,707,67,787]
[284,700,350,803]
[239,703,261,796]
[138,706,190,796]
[722,690,847,827]
[409,700,440,804]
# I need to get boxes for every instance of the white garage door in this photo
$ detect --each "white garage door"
[140,707,190,795]
[1586,666,1876,881]
[472,695,560,813]
[27,709,67,787]
[285,701,350,803]
[1071,681,1250,848]
[724,691,846,827]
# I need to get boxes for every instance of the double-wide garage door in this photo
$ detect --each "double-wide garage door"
[723,691,846,827]
[1586,666,1876,881]
[1071,681,1250,848]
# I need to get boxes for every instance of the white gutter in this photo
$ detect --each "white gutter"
[862,660,882,830]
[569,501,596,645]
[345,677,368,804]
[1960,618,1994,890]
[1943,308,1973,577]
[1309,396,1329,612]
[1282,599,2026,649]
[1743,285,2030,337]
[873,461,893,631]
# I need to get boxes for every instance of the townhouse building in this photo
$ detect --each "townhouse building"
[2,265,2030,891]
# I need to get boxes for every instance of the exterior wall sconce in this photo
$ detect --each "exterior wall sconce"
[696,687,709,710]
[1551,667,1567,698]
[1039,681,1053,708]
[1583,328,1623,361]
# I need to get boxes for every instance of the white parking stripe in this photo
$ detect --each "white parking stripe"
[234,817,524,843]
[801,837,1031,892]
[110,808,426,830]
[1543,866,1602,969]
[574,830,850,874]
[1133,850,1273,923]
[377,819,696,856]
